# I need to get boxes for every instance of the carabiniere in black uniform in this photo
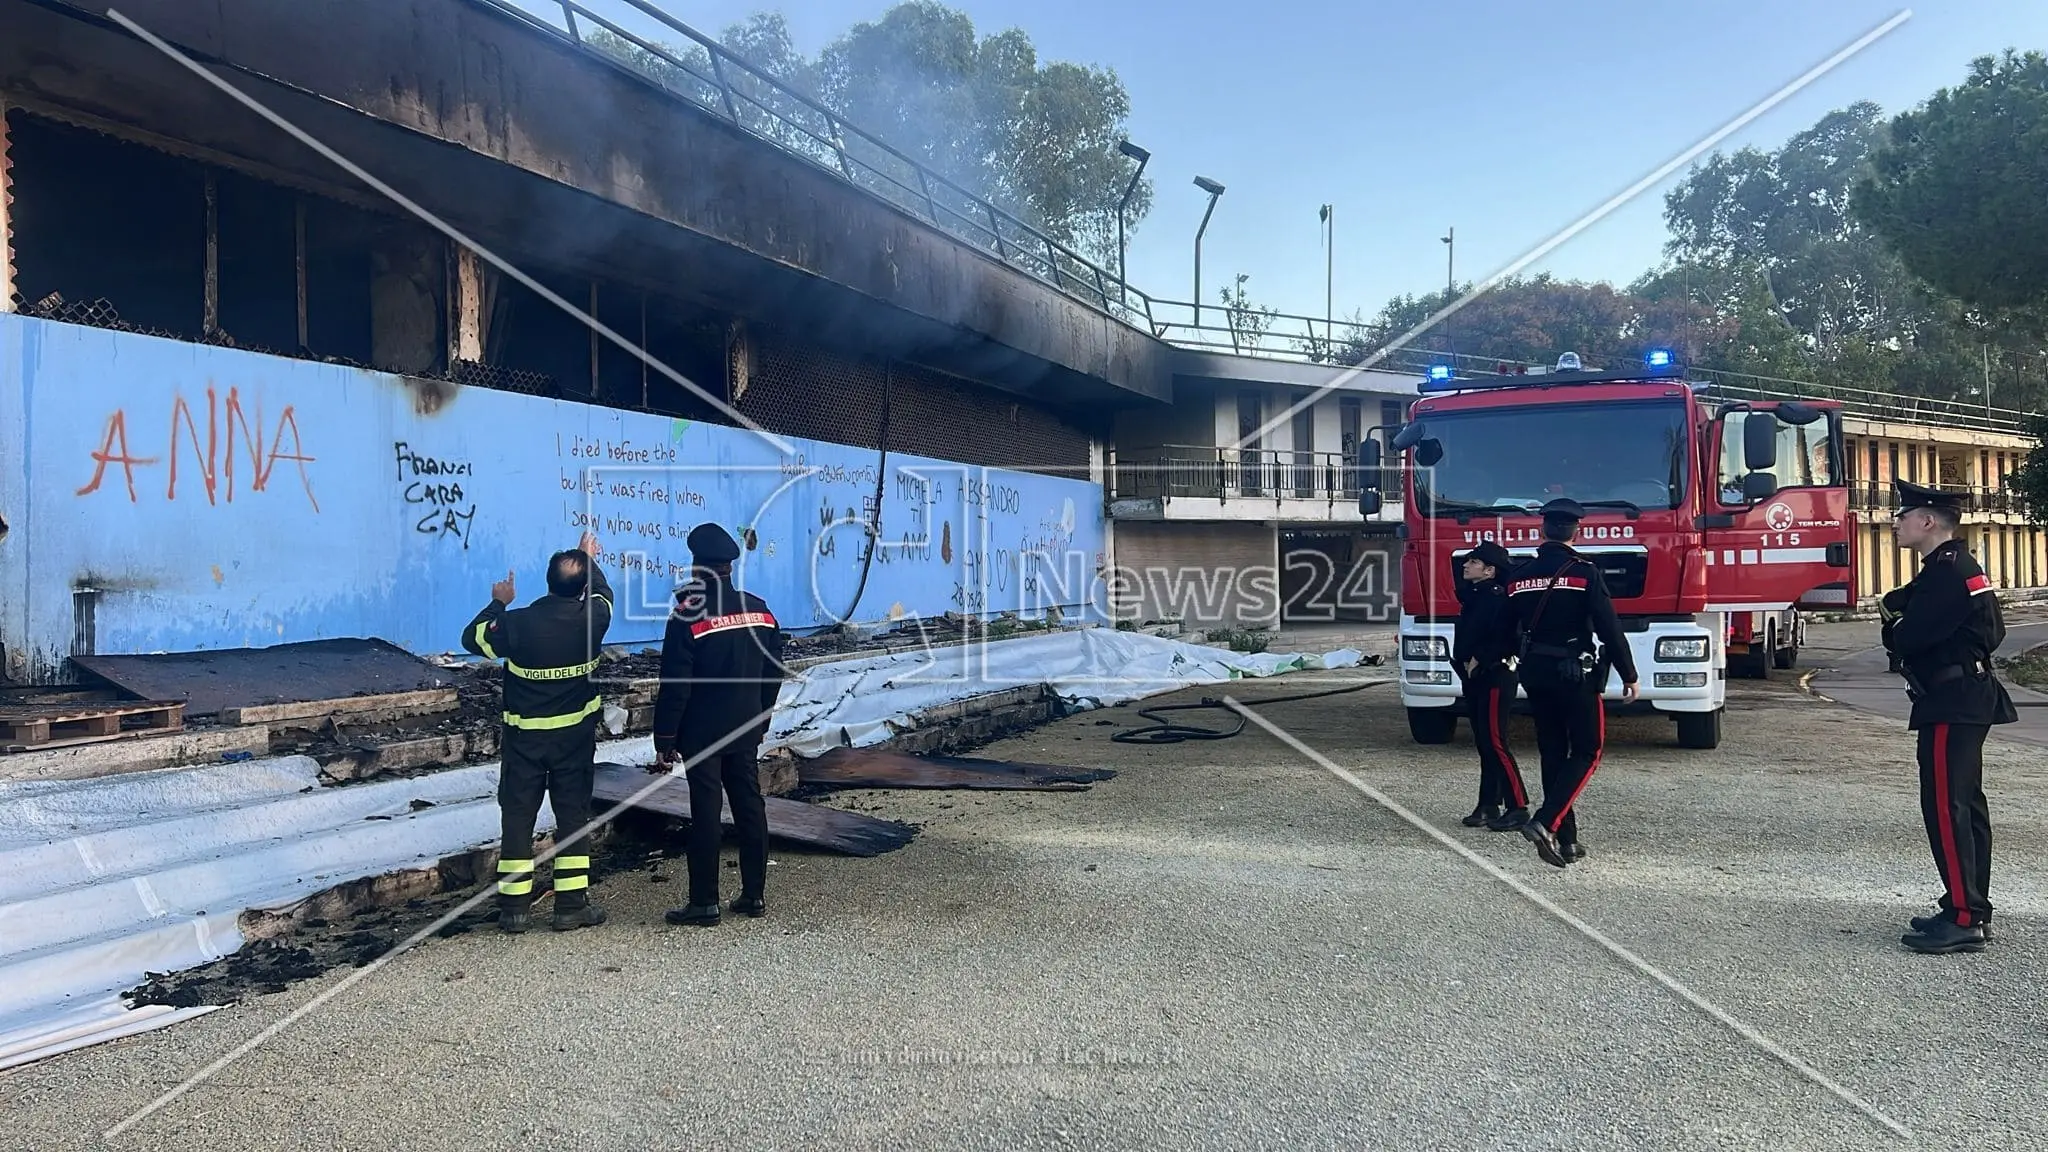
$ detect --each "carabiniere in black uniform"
[652,524,790,927]
[1506,499,1639,869]
[462,543,614,933]
[1453,540,1531,830]
[1880,479,2016,954]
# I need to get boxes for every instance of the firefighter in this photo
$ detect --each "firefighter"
[1506,499,1639,868]
[461,531,613,933]
[1879,479,2016,955]
[1452,540,1530,830]
[652,524,789,926]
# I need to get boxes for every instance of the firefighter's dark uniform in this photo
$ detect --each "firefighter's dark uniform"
[652,524,788,925]
[1880,480,2016,954]
[1454,540,1529,827]
[461,554,613,933]
[1506,500,1638,868]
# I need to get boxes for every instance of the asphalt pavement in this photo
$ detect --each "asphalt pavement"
[1808,616,2048,748]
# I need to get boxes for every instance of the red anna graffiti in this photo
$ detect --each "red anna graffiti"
[76,386,319,511]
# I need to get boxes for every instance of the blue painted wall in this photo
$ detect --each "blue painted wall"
[0,315,1108,680]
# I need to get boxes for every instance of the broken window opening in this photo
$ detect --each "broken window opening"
[7,109,206,340]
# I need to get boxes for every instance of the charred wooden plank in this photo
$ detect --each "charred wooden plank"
[591,762,915,857]
[219,687,459,727]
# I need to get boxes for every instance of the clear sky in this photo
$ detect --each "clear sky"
[524,1,2048,324]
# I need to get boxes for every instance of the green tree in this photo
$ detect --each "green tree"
[587,5,1151,271]
[2012,416,2048,526]
[811,1,1151,266]
[1854,51,2048,323]
[1347,273,1727,372]
[1220,273,1279,352]
[1660,103,1932,377]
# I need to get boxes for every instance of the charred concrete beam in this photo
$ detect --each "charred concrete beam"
[2,0,1171,412]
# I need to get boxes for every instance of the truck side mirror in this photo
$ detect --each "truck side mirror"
[1743,413,1779,472]
[1356,438,1382,486]
[1359,491,1383,516]
[1742,471,1779,503]
[1415,439,1444,468]
[1391,421,1428,451]
[1776,401,1822,426]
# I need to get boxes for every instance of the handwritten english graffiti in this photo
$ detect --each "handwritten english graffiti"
[393,442,472,480]
[76,388,318,511]
[395,442,479,549]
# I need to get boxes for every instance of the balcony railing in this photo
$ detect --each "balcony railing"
[1392,349,2032,436]
[467,2,2035,439]
[1849,481,2022,515]
[1114,446,1398,506]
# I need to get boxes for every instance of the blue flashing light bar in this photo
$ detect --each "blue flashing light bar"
[1427,364,1454,382]
[1646,348,1673,368]
[1417,360,1690,395]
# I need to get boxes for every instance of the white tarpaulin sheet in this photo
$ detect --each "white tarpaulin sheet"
[763,629,1362,758]
[0,743,643,1072]
[0,629,1354,1068]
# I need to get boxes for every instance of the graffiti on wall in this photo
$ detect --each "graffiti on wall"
[76,387,319,510]
[394,442,477,548]
[8,313,1104,661]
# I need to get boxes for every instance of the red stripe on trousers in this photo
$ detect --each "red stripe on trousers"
[1488,686,1526,807]
[1551,696,1606,834]
[1932,723,1973,927]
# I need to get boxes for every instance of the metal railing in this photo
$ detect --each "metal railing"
[1849,481,2022,516]
[1113,446,1397,505]
[464,1,2038,439]
[1378,347,2033,435]
[467,0,1153,321]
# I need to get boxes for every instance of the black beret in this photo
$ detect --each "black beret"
[687,523,741,563]
[1461,541,1515,572]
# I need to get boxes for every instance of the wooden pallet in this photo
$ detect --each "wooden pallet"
[0,700,186,752]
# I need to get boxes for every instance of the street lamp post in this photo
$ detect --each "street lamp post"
[1115,140,1150,304]
[1442,227,1455,361]
[1193,176,1225,330]
[1320,204,1334,339]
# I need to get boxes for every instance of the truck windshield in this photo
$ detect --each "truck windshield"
[1410,399,1689,516]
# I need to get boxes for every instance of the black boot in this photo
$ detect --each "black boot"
[726,895,766,918]
[1561,841,1586,863]
[666,901,722,926]
[1487,806,1530,832]
[552,892,607,932]
[1910,912,1992,943]
[1901,918,1985,954]
[1463,803,1501,828]
[497,894,531,934]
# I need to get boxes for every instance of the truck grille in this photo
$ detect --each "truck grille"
[1449,550,1648,601]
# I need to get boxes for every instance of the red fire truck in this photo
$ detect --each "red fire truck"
[1356,352,1857,750]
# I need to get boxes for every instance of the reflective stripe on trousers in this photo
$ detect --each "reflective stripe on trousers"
[502,696,603,730]
[497,857,534,897]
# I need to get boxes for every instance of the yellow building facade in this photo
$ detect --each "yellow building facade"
[1843,417,2046,602]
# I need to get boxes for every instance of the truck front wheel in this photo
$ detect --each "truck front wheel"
[1773,631,1800,670]
[1675,709,1723,750]
[1408,707,1458,745]
[1731,622,1775,680]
